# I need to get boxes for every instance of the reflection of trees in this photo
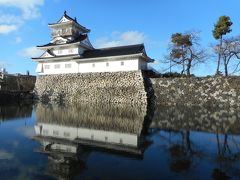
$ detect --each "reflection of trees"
[216,133,240,163]
[168,130,195,173]
[46,152,86,180]
[152,105,240,177]
[212,168,230,180]
[156,126,240,178]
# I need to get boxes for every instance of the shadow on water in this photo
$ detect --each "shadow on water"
[33,103,154,179]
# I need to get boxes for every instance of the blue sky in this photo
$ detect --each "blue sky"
[0,0,239,76]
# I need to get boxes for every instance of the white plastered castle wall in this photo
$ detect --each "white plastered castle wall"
[36,58,142,75]
[52,47,80,56]
[78,59,139,73]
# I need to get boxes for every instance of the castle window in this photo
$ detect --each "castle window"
[106,62,109,67]
[64,132,70,137]
[92,63,95,68]
[68,49,73,53]
[62,28,66,34]
[65,64,71,68]
[53,130,59,136]
[43,130,48,135]
[44,65,50,69]
[121,61,124,66]
[54,64,60,69]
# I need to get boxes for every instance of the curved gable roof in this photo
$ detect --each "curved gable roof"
[80,44,154,62]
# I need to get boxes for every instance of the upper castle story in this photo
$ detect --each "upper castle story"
[32,12,154,75]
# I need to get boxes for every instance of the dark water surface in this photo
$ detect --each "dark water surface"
[0,103,240,180]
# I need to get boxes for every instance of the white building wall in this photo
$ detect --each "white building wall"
[37,59,142,75]
[52,47,79,56]
[39,61,79,75]
[78,59,139,73]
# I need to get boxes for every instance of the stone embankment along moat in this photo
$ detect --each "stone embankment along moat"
[151,76,240,106]
[34,71,154,105]
[34,70,240,106]
[0,74,36,104]
[0,74,36,91]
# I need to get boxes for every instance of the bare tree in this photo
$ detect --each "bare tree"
[212,37,240,76]
[222,37,240,76]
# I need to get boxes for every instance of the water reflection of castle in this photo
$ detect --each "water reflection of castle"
[34,103,153,179]
[33,103,240,179]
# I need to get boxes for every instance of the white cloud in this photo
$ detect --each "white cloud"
[0,0,44,35]
[0,0,44,20]
[0,14,23,24]
[0,24,17,34]
[19,46,43,58]
[94,31,146,48]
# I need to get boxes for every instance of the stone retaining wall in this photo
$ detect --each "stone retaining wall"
[35,71,154,105]
[151,77,240,106]
[1,74,36,91]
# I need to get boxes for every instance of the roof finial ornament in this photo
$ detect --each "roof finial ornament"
[64,10,67,15]
[74,17,77,22]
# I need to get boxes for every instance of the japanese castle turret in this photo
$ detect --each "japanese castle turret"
[33,11,154,75]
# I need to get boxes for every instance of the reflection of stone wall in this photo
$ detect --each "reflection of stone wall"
[151,77,240,106]
[35,71,152,105]
[0,104,33,120]
[151,105,240,134]
[1,74,36,91]
[36,103,149,135]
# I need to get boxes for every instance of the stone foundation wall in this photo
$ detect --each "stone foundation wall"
[35,71,153,105]
[151,77,240,106]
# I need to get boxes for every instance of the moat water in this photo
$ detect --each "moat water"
[0,103,240,179]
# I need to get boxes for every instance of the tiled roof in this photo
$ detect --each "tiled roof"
[34,44,154,62]
[48,11,90,32]
[81,44,153,61]
[37,34,87,48]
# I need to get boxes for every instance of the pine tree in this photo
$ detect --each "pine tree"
[213,16,233,75]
